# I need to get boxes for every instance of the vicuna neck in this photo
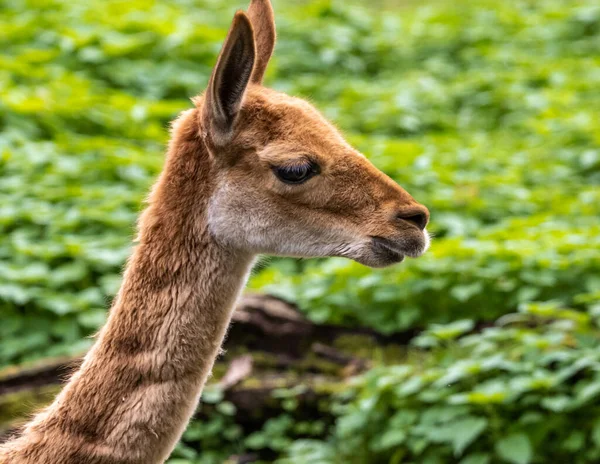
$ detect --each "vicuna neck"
[2,109,255,464]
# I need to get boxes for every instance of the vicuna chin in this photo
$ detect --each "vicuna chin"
[0,0,430,462]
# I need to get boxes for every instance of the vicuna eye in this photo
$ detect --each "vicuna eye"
[272,161,320,185]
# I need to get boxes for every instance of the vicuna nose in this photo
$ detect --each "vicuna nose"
[396,206,429,231]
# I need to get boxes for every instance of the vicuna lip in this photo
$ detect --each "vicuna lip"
[371,235,428,259]
[371,236,406,260]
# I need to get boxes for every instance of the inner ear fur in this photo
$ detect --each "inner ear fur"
[247,0,276,84]
[203,11,256,145]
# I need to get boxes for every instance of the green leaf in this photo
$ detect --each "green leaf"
[563,431,585,452]
[429,417,488,456]
[216,401,236,416]
[592,418,600,448]
[371,430,407,451]
[495,433,532,464]
[541,395,573,412]
[460,453,491,464]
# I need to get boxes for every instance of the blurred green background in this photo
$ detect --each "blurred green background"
[1,0,599,462]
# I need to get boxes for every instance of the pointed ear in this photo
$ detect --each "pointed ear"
[247,0,276,84]
[203,11,256,145]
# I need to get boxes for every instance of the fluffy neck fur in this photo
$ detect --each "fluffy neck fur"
[0,109,255,464]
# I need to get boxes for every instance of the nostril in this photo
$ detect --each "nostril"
[397,210,429,230]
[405,213,427,230]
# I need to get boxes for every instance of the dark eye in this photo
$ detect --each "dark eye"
[273,161,320,185]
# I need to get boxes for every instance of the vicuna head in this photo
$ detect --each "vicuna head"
[179,0,430,268]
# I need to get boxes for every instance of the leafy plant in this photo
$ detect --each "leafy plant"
[279,301,600,464]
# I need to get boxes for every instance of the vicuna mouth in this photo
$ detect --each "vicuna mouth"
[371,235,427,260]
[370,236,405,263]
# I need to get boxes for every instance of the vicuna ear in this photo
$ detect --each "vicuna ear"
[247,0,276,84]
[203,11,256,145]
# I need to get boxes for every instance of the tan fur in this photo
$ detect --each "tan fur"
[0,1,429,463]
[247,0,276,83]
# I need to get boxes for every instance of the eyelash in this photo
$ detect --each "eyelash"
[272,160,320,185]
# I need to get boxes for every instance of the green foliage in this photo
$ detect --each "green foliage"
[166,386,331,464]
[279,302,600,464]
